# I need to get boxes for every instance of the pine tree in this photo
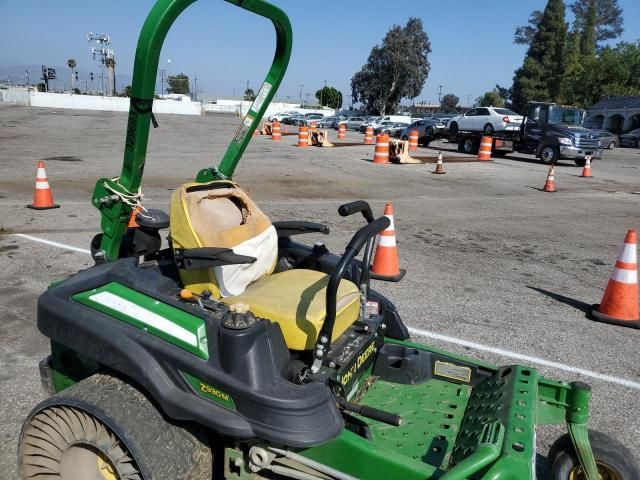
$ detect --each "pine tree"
[579,0,597,58]
[571,0,624,48]
[511,0,567,112]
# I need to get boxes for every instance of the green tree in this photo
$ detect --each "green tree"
[476,90,505,107]
[67,58,76,91]
[167,73,190,94]
[351,18,431,114]
[571,0,624,48]
[579,0,598,59]
[123,85,132,97]
[511,0,567,112]
[495,84,513,108]
[559,30,583,103]
[440,93,459,113]
[244,88,255,101]
[315,86,343,109]
[514,10,543,45]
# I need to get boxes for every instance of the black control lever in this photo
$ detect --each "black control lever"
[311,216,390,373]
[338,200,374,223]
[336,396,402,427]
[174,247,256,269]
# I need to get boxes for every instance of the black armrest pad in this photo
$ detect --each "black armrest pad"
[174,248,256,270]
[273,221,330,237]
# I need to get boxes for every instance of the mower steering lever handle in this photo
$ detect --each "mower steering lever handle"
[338,201,374,223]
[311,216,390,373]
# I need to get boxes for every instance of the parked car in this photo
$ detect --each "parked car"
[318,116,338,128]
[300,113,325,126]
[346,116,366,130]
[383,123,409,137]
[268,111,294,122]
[619,128,640,148]
[399,118,448,144]
[283,114,304,125]
[373,121,397,135]
[448,107,524,134]
[359,117,382,132]
[592,129,619,150]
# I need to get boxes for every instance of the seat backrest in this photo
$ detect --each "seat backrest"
[170,180,278,297]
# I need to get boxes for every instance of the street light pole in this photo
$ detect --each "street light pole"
[299,83,304,107]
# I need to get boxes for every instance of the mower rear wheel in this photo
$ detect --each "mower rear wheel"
[19,373,213,480]
[547,430,640,480]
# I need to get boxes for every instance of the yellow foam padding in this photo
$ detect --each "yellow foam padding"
[170,180,275,298]
[221,269,360,351]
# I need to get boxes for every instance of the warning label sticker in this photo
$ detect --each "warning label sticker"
[233,114,254,143]
[434,361,472,383]
[251,82,272,113]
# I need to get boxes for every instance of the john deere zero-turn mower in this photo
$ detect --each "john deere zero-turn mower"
[18,1,639,479]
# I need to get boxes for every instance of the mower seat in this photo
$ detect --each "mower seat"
[170,180,360,351]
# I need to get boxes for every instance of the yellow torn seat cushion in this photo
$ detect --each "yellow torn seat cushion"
[221,269,360,351]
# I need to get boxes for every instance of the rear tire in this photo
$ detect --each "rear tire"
[483,123,494,135]
[461,138,478,154]
[547,431,640,480]
[449,122,459,134]
[608,141,615,150]
[540,145,559,164]
[19,373,213,480]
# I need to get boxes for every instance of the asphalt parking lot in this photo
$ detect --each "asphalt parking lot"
[1,104,639,478]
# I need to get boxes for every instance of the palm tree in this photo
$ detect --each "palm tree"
[105,57,116,96]
[67,59,76,92]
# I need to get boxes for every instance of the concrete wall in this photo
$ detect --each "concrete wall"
[26,91,202,115]
[0,87,30,105]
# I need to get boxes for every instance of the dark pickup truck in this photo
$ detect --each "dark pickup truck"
[438,102,603,166]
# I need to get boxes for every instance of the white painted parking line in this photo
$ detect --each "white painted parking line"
[12,234,91,255]
[11,233,640,391]
[408,327,640,391]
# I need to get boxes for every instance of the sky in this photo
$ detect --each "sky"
[1,0,640,106]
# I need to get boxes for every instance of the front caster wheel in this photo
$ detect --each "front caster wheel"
[547,430,640,480]
[19,373,213,480]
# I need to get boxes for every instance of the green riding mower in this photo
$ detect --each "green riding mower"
[18,1,639,479]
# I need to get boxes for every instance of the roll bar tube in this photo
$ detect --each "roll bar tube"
[92,0,292,261]
[311,216,390,373]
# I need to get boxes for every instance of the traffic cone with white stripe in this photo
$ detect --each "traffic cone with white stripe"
[543,165,556,192]
[591,229,639,328]
[434,152,445,174]
[581,155,593,178]
[27,160,59,210]
[370,202,406,282]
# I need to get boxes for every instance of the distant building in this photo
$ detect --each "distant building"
[585,96,640,133]
[409,103,440,115]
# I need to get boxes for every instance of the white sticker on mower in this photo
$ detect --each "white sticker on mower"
[89,291,198,347]
[251,81,272,113]
[233,114,254,143]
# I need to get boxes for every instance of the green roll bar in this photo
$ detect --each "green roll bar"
[91,0,292,261]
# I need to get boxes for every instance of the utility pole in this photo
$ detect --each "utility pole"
[299,84,304,107]
[438,85,444,104]
[193,75,198,101]
[159,69,166,96]
[25,70,30,86]
[467,94,471,107]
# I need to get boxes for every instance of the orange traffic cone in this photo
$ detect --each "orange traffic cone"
[581,155,593,178]
[363,126,374,145]
[373,134,390,164]
[434,152,445,174]
[271,121,282,141]
[338,123,347,140]
[370,202,406,282]
[408,130,419,151]
[543,165,556,192]
[591,229,639,328]
[28,160,59,210]
[477,136,492,161]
